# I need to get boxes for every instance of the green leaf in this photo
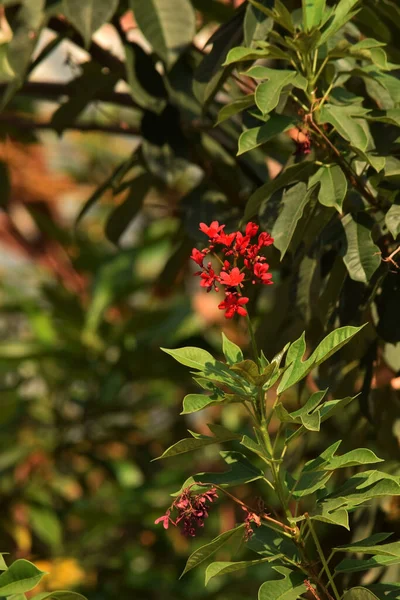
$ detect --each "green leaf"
[0,554,7,571]
[216,95,255,125]
[247,526,300,561]
[305,446,383,471]
[336,555,400,573]
[272,182,315,259]
[63,0,119,48]
[317,0,360,47]
[180,524,245,577]
[1,0,45,109]
[130,0,195,67]
[278,326,364,393]
[32,593,87,600]
[342,214,381,283]
[223,47,270,65]
[386,200,400,240]
[309,499,350,529]
[161,346,215,370]
[308,165,347,212]
[319,395,357,422]
[0,43,15,82]
[244,161,316,220]
[319,104,369,151]
[327,470,400,505]
[154,425,240,459]
[302,0,326,31]
[335,538,399,558]
[0,560,46,596]
[181,451,263,489]
[181,394,225,414]
[222,333,243,365]
[254,70,297,116]
[240,435,267,460]
[244,1,273,47]
[206,557,280,585]
[238,115,296,155]
[258,566,306,600]
[105,174,152,245]
[29,507,62,549]
[342,587,381,600]
[291,470,332,499]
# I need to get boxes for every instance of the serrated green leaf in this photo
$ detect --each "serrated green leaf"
[63,0,119,48]
[216,95,255,124]
[129,0,195,67]
[308,165,347,212]
[272,182,314,259]
[180,524,245,577]
[0,560,46,595]
[245,162,316,220]
[222,333,243,365]
[278,326,364,393]
[205,556,280,585]
[258,566,306,600]
[342,214,381,283]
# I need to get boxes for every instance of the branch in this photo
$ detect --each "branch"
[0,81,137,109]
[0,113,141,137]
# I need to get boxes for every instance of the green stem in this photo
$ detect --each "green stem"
[246,312,259,368]
[306,517,341,600]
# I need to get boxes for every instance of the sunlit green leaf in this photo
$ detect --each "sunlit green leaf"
[0,560,46,596]
[63,0,119,48]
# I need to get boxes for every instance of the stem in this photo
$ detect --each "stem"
[246,312,259,367]
[306,517,341,600]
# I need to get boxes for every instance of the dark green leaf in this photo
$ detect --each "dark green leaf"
[272,182,315,259]
[205,557,280,585]
[258,566,306,600]
[238,115,296,155]
[154,425,240,459]
[181,525,245,577]
[216,95,255,125]
[308,165,347,212]
[222,332,243,365]
[342,214,381,283]
[105,174,152,245]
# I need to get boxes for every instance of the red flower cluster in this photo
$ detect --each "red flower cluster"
[155,487,218,537]
[190,221,274,318]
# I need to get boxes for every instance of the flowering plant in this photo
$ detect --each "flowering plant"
[156,222,400,600]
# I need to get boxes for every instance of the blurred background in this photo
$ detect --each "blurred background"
[0,1,399,598]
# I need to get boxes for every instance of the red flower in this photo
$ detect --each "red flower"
[190,248,205,266]
[257,232,274,248]
[253,263,273,285]
[245,222,259,238]
[155,512,170,529]
[216,231,236,246]
[218,293,249,318]
[235,232,250,254]
[219,267,244,287]
[199,265,219,292]
[199,221,224,239]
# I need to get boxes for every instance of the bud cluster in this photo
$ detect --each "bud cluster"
[155,487,218,537]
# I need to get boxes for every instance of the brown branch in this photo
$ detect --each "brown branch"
[0,112,141,137]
